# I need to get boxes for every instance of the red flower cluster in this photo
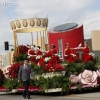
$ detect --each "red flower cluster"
[8,63,22,79]
[43,59,55,72]
[17,86,42,92]
[43,66,55,72]
[97,78,100,84]
[30,57,36,64]
[0,69,5,80]
[54,64,66,71]
[18,45,29,54]
[0,86,9,92]
[43,60,65,72]
[0,69,5,86]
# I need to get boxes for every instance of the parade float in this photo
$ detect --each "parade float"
[0,15,100,94]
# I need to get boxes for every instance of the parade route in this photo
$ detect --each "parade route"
[0,92,100,100]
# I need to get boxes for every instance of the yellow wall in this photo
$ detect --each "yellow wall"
[91,30,100,50]
[0,55,2,69]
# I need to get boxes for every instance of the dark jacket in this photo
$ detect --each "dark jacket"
[18,64,34,82]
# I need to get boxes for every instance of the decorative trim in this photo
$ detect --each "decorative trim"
[16,21,21,28]
[10,17,48,31]
[42,20,46,26]
[37,19,41,26]
[11,23,16,30]
[30,19,35,27]
[22,20,28,27]
[46,19,48,27]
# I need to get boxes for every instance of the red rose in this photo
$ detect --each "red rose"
[8,63,22,79]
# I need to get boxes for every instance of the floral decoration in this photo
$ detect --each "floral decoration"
[54,64,66,71]
[0,86,9,92]
[69,74,78,84]
[44,57,52,62]
[96,69,100,77]
[8,63,22,79]
[36,55,42,60]
[17,86,42,92]
[78,69,98,86]
[0,69,5,86]
[18,45,29,54]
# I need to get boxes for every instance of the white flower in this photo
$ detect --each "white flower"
[54,54,58,56]
[78,69,98,86]
[96,69,100,77]
[36,55,41,59]
[70,54,76,57]
[44,57,51,62]
[69,75,78,84]
[27,56,30,58]
[89,53,95,57]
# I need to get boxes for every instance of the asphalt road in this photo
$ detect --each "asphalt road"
[0,92,100,100]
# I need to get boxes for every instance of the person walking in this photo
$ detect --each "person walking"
[18,60,34,99]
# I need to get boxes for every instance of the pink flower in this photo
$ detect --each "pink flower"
[78,69,98,86]
[69,75,78,84]
[82,84,99,88]
[70,86,77,90]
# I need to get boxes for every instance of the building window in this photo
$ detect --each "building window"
[58,39,63,59]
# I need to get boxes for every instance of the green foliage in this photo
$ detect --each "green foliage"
[4,78,21,90]
[95,63,100,69]
[63,61,97,77]
[94,56,99,63]
[77,84,82,91]
[60,76,70,94]
[84,61,97,71]
[31,63,44,75]
[30,79,36,86]
[34,76,70,94]
[14,54,28,62]
[0,80,5,87]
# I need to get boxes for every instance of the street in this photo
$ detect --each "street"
[0,92,100,100]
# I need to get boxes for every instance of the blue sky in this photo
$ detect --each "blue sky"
[0,0,100,54]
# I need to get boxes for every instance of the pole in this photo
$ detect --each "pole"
[37,32,39,45]
[31,32,33,45]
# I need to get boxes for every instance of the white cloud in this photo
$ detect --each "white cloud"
[15,0,96,30]
[77,11,100,38]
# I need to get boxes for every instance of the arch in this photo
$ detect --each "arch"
[10,16,48,56]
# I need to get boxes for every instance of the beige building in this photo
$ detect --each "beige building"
[91,30,100,50]
[84,30,100,60]
[6,51,14,65]
[0,55,6,69]
[0,55,2,69]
